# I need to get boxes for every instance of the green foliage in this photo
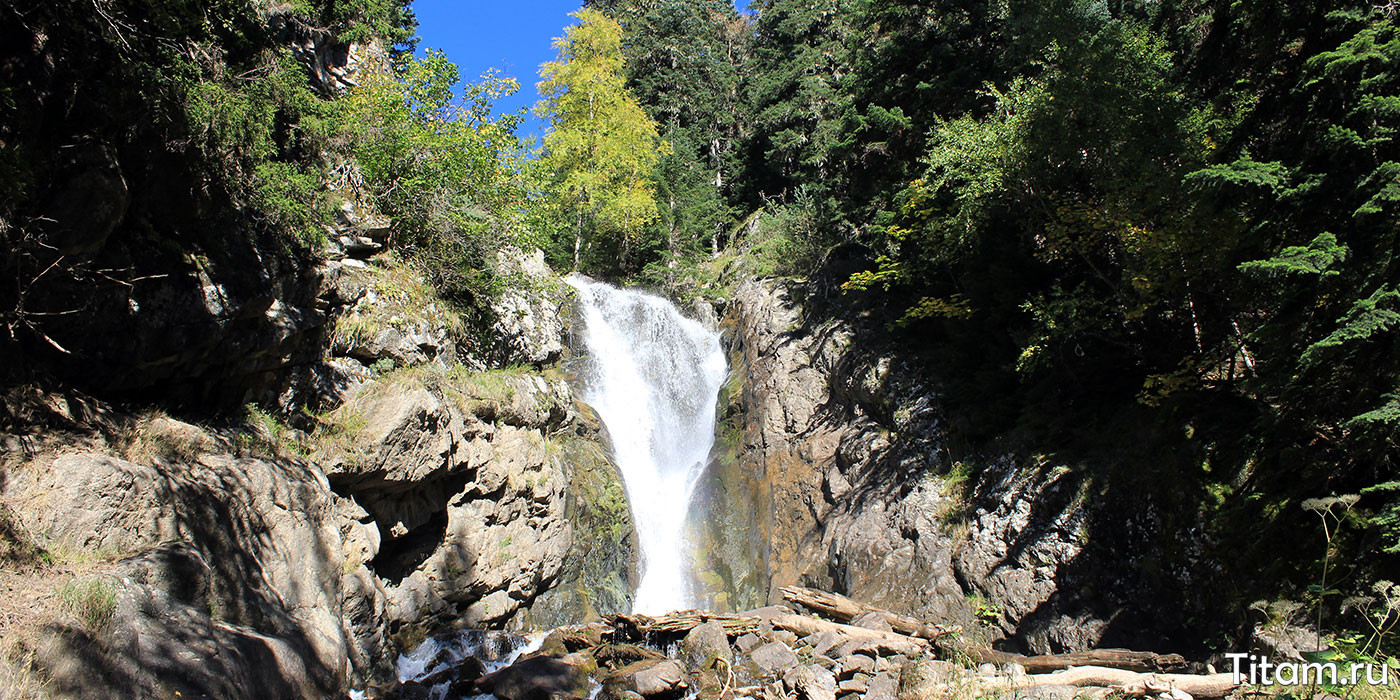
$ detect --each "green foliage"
[335,51,541,302]
[587,0,751,277]
[745,0,854,206]
[1364,482,1400,554]
[743,189,836,279]
[760,0,1400,648]
[535,10,668,275]
[1302,287,1400,365]
[1237,233,1349,279]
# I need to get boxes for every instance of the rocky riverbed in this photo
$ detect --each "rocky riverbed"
[370,598,1235,700]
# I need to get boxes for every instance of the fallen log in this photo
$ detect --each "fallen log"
[768,614,927,656]
[780,585,958,640]
[966,646,1188,673]
[781,585,1186,673]
[979,666,1238,699]
[611,610,762,637]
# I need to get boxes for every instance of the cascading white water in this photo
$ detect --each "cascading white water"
[566,275,727,615]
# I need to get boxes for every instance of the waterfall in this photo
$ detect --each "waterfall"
[566,276,727,615]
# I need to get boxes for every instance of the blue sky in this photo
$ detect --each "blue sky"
[412,0,585,141]
[411,1,749,141]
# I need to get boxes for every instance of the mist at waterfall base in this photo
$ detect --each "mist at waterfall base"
[567,276,727,615]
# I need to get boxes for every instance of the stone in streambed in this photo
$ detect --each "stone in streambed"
[746,641,799,676]
[837,677,868,694]
[865,671,899,700]
[838,653,875,679]
[680,620,733,671]
[783,664,837,700]
[604,658,687,697]
[474,655,592,700]
[734,632,763,652]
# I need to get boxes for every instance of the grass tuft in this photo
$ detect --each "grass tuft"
[57,576,117,632]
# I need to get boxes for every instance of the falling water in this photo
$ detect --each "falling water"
[566,275,727,615]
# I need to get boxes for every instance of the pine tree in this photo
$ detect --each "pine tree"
[744,0,855,207]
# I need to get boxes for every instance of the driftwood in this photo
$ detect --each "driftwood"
[782,585,1187,673]
[980,666,1238,699]
[968,646,1188,673]
[611,610,762,637]
[781,585,958,640]
[768,614,927,656]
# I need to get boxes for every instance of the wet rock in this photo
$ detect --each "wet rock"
[735,632,763,652]
[680,620,732,671]
[476,655,592,700]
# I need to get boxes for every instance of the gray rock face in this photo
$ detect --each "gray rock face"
[3,444,360,696]
[708,277,1211,654]
[702,279,972,627]
[311,369,604,630]
[3,361,632,697]
[490,248,568,367]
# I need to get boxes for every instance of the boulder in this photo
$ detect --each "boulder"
[783,664,837,700]
[475,655,592,700]
[865,671,899,700]
[745,641,799,676]
[680,620,733,671]
[607,659,687,697]
[838,653,875,679]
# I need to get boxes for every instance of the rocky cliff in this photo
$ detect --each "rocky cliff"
[0,250,636,697]
[694,271,1220,656]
